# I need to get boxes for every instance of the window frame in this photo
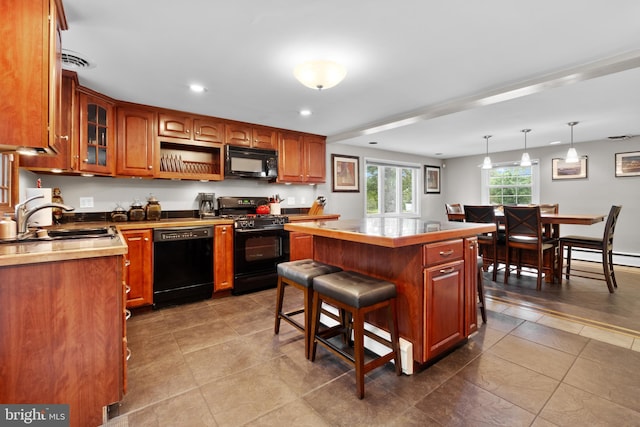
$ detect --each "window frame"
[480,161,540,206]
[364,157,421,218]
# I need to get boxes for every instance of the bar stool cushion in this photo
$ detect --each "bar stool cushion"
[277,259,342,288]
[313,271,397,308]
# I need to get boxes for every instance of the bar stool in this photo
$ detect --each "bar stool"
[274,259,342,359]
[310,270,402,399]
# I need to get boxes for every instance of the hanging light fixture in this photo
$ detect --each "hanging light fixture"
[293,60,347,90]
[520,129,532,167]
[482,135,493,169]
[565,121,580,163]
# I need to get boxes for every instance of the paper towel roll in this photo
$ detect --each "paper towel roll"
[26,188,53,227]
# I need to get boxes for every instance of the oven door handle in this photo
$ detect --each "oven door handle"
[234,228,285,233]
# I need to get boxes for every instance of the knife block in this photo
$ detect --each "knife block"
[308,200,324,216]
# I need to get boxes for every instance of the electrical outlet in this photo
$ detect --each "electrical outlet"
[300,197,307,205]
[79,197,94,208]
[287,197,296,205]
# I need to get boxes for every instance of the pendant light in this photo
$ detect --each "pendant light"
[565,121,580,163]
[482,135,492,169]
[520,129,532,167]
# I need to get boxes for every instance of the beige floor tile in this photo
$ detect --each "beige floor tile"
[502,305,544,322]
[536,314,585,334]
[578,325,634,348]
[125,388,217,426]
[488,334,577,380]
[510,321,589,356]
[633,338,640,352]
[173,319,240,354]
[540,383,640,426]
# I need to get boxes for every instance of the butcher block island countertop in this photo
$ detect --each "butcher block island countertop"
[285,218,496,371]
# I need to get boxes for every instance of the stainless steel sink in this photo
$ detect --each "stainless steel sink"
[1,226,116,243]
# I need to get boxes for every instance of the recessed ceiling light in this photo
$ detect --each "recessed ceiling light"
[189,84,207,93]
[369,141,378,145]
[299,109,312,116]
[549,140,562,145]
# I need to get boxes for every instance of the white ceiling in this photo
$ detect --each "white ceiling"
[60,0,640,159]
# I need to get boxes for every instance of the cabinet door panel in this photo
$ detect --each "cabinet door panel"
[252,127,276,149]
[79,93,114,175]
[123,229,153,307]
[158,113,192,139]
[289,232,313,261]
[303,135,326,182]
[194,118,225,143]
[225,123,252,147]
[278,132,304,181]
[464,238,479,335]
[117,107,154,176]
[214,225,234,291]
[424,260,464,359]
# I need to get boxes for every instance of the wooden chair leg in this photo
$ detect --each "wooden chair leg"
[309,292,322,362]
[565,245,572,279]
[603,249,615,293]
[274,276,285,334]
[303,287,312,359]
[477,265,487,323]
[609,249,618,289]
[491,243,498,282]
[353,309,365,399]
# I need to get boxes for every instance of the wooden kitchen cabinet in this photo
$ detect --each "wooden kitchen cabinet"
[117,105,156,176]
[423,239,465,360]
[289,231,314,260]
[225,122,277,149]
[278,131,326,183]
[214,224,234,292]
[0,0,67,153]
[78,89,116,175]
[158,112,225,144]
[19,70,78,172]
[122,229,153,308]
[0,256,123,427]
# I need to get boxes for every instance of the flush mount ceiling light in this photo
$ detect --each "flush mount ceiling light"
[482,135,493,169]
[293,60,347,90]
[565,121,580,163]
[299,109,312,116]
[520,129,532,167]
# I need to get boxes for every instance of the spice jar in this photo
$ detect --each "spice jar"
[110,204,128,222]
[0,213,17,240]
[145,195,162,221]
[128,201,145,221]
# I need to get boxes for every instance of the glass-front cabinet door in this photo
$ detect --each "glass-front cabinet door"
[79,91,115,175]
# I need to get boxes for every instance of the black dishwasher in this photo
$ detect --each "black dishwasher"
[153,226,214,308]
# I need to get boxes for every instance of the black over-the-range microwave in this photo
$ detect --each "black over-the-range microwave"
[224,145,278,180]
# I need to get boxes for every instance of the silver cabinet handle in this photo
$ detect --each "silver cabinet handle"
[439,267,455,274]
[125,309,132,320]
[125,284,131,294]
[124,260,131,267]
[126,347,131,361]
[439,250,454,257]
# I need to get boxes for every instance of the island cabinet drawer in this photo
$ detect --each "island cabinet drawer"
[423,239,463,266]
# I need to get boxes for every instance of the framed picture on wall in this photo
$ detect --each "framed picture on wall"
[552,157,588,180]
[615,151,640,177]
[424,165,441,193]
[331,154,360,192]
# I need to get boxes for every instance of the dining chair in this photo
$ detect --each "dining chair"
[445,203,464,221]
[539,203,559,214]
[558,205,622,293]
[503,206,558,291]
[464,205,503,281]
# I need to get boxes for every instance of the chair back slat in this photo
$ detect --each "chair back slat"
[504,206,542,240]
[604,205,622,249]
[464,205,496,224]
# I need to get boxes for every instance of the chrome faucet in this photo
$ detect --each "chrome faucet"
[15,194,75,236]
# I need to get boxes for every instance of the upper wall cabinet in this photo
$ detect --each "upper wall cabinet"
[158,112,225,144]
[116,105,155,177]
[0,0,67,153]
[20,70,78,172]
[225,122,276,150]
[278,132,326,183]
[78,89,115,175]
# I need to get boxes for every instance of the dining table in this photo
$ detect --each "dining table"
[448,211,607,283]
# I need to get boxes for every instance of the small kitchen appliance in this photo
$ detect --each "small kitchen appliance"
[198,193,215,218]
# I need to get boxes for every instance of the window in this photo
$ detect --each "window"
[0,152,18,214]
[365,159,420,217]
[481,163,539,206]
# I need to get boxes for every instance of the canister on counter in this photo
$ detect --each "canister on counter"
[128,201,146,221]
[145,195,162,220]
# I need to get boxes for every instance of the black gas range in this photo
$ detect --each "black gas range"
[217,197,290,295]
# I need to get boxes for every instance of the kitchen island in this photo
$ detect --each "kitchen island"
[285,217,496,371]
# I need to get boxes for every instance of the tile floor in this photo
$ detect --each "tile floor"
[107,269,640,426]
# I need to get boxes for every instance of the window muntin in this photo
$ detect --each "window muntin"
[482,163,539,206]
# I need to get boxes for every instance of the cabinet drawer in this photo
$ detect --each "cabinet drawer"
[423,239,463,266]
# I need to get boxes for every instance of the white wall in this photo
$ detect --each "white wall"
[443,136,640,256]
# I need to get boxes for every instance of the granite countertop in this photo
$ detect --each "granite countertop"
[285,217,496,248]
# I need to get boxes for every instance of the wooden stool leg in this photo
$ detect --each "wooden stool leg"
[477,267,487,323]
[274,276,285,334]
[303,287,312,359]
[309,292,322,362]
[353,308,365,399]
[389,299,402,375]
